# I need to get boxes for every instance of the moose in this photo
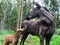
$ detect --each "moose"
[4,29,23,45]
[20,2,55,45]
[20,19,49,45]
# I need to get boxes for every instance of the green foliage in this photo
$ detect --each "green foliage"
[6,6,18,30]
[0,30,15,44]
[0,29,15,35]
[51,34,60,45]
[0,0,31,30]
[55,28,60,35]
[0,1,4,19]
[45,0,59,28]
[0,0,59,29]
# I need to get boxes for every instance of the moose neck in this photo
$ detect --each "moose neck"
[40,7,53,23]
[15,32,21,39]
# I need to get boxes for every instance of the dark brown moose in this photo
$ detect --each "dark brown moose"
[20,2,55,45]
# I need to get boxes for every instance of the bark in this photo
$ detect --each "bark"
[17,0,24,29]
[17,0,21,29]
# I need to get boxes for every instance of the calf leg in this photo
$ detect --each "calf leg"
[12,41,18,45]
[20,33,29,45]
[4,42,9,45]
[13,43,17,45]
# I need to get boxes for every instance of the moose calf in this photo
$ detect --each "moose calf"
[4,29,23,45]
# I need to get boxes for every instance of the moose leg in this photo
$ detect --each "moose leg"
[45,35,52,45]
[40,33,44,45]
[20,33,29,45]
[46,38,50,45]
[46,25,54,45]
[39,25,44,45]
[40,30,44,45]
[45,33,53,45]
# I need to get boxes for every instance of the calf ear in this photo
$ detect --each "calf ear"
[34,2,41,9]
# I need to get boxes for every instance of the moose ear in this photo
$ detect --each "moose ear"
[43,7,50,12]
[34,2,41,9]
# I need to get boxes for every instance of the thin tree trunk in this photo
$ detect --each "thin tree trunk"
[20,0,24,28]
[2,0,9,29]
[3,7,7,29]
[17,0,24,29]
[17,0,21,29]
[1,20,4,29]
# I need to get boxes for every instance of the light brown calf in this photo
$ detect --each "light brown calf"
[4,29,24,45]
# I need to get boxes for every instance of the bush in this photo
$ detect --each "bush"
[55,28,60,35]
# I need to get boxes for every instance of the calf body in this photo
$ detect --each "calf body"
[4,30,23,45]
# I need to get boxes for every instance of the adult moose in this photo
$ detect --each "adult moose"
[20,2,55,45]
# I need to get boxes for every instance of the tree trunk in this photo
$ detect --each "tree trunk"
[17,0,21,29]
[17,0,24,29]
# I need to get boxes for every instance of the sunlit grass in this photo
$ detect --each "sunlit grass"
[0,30,60,45]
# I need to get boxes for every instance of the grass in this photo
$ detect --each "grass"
[0,30,60,45]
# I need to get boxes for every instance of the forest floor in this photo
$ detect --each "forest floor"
[0,30,60,45]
